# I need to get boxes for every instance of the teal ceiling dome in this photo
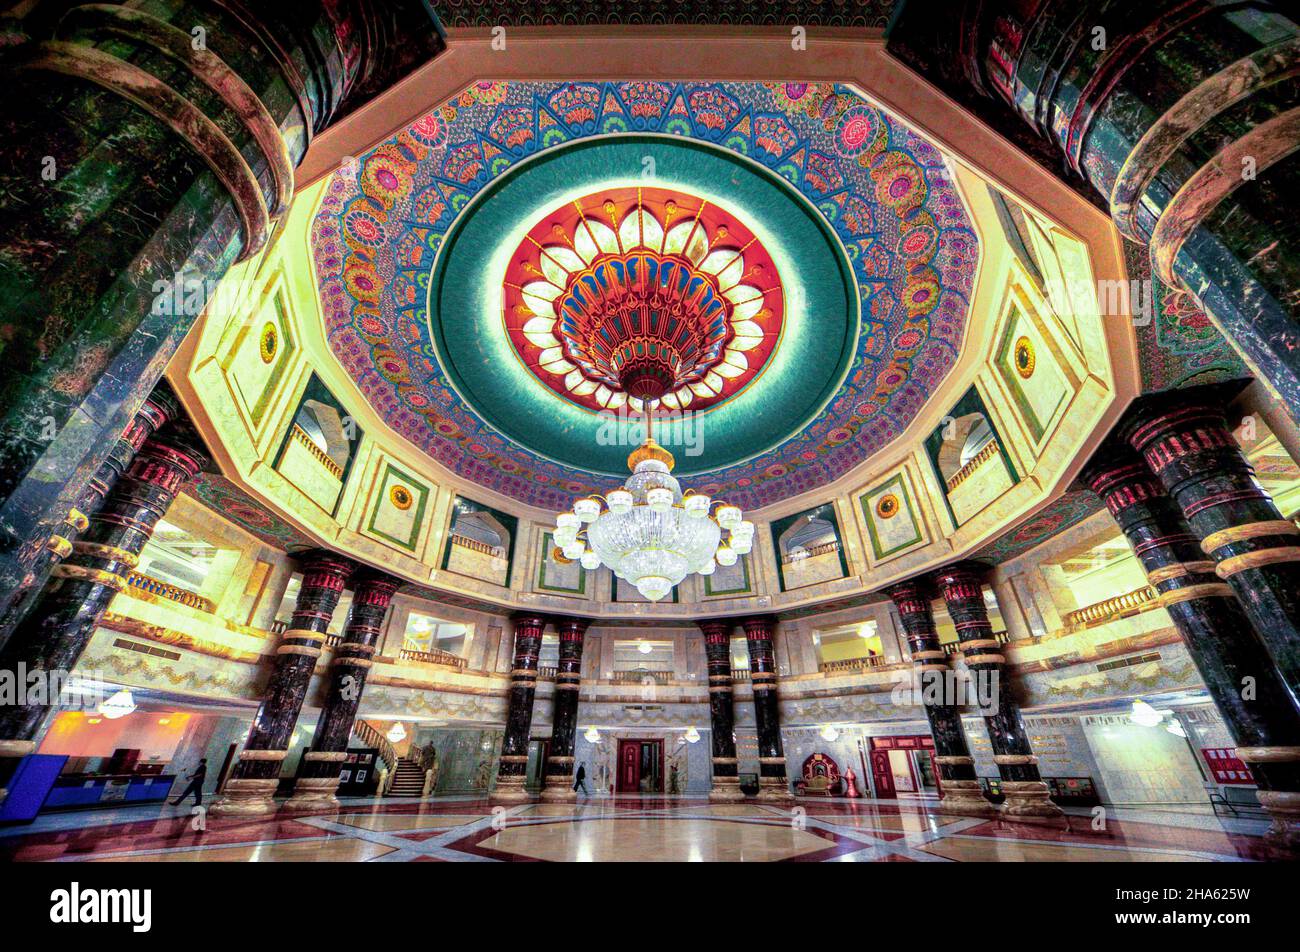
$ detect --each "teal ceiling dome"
[312,81,977,511]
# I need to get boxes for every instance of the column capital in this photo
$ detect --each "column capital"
[553,616,590,642]
[931,561,989,593]
[294,549,356,587]
[884,579,932,614]
[510,612,548,636]
[741,615,777,640]
[696,618,734,643]
[351,568,401,608]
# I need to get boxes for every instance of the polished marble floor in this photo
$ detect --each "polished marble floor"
[0,795,1291,862]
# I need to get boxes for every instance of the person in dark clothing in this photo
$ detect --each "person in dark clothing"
[171,758,207,807]
[572,761,589,796]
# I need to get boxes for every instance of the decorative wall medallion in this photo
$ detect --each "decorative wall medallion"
[389,484,414,510]
[259,322,278,364]
[874,492,900,519]
[1014,335,1035,379]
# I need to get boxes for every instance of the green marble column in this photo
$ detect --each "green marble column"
[0,1,442,621]
[888,1,1300,412]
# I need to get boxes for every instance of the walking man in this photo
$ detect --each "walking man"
[171,758,207,808]
[573,761,590,796]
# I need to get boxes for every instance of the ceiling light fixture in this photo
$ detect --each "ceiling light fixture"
[554,419,752,602]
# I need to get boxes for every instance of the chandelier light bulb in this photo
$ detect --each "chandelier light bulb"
[573,497,601,523]
[683,494,711,519]
[684,726,701,744]
[717,505,742,529]
[386,721,407,743]
[698,558,717,576]
[646,487,674,512]
[98,688,136,720]
[733,520,755,539]
[562,540,586,562]
[554,525,579,547]
[731,536,752,555]
[607,489,633,514]
[636,576,672,601]
[716,545,738,567]
[580,550,601,570]
[584,726,601,743]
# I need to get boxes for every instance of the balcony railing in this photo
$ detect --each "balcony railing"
[1064,586,1160,631]
[945,440,1000,492]
[289,424,344,478]
[941,631,1011,656]
[612,669,672,685]
[398,646,468,669]
[448,534,504,558]
[819,655,888,674]
[538,666,558,681]
[730,667,751,681]
[124,572,215,613]
[780,540,841,565]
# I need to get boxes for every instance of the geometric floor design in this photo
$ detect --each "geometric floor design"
[1,796,1289,862]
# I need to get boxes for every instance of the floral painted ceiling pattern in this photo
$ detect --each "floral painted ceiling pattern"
[313,81,977,510]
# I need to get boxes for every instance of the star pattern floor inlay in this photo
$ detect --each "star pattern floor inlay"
[0,795,1290,863]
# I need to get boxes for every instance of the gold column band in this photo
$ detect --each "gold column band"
[1202,520,1300,553]
[46,535,73,558]
[303,751,349,762]
[912,650,948,661]
[935,755,973,765]
[276,645,321,658]
[1146,561,1218,584]
[282,628,325,643]
[50,564,125,590]
[963,653,1005,665]
[71,541,140,565]
[238,749,287,761]
[960,639,1001,650]
[67,508,90,532]
[1158,582,1234,606]
[1235,746,1300,763]
[1215,547,1300,578]
[330,656,372,668]
[994,754,1038,765]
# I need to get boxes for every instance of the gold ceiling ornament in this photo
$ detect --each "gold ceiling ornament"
[1013,335,1035,379]
[389,484,414,510]
[875,492,901,520]
[259,322,278,363]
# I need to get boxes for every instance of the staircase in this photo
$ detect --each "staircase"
[388,758,426,798]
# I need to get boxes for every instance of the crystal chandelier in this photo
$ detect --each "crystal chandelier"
[552,421,753,602]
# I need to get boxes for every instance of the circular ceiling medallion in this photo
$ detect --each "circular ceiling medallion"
[1014,336,1036,379]
[503,186,784,413]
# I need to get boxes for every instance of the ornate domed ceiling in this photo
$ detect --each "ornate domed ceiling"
[312,81,977,511]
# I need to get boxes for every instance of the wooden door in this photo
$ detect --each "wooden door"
[617,739,641,793]
[870,749,895,799]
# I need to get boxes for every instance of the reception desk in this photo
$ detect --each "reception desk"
[43,773,176,809]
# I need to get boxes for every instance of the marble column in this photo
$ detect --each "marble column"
[934,564,1062,818]
[1083,446,1300,845]
[699,620,744,802]
[284,568,400,812]
[541,616,590,802]
[210,550,355,817]
[0,382,182,646]
[0,424,206,795]
[0,1,442,626]
[1123,396,1300,697]
[494,613,548,803]
[884,582,996,816]
[888,2,1300,415]
[742,616,792,802]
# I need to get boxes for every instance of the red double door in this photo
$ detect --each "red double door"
[869,735,940,799]
[617,739,664,794]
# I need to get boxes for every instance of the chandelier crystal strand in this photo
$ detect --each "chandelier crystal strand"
[556,408,743,601]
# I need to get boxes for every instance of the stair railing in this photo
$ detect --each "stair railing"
[352,720,398,779]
